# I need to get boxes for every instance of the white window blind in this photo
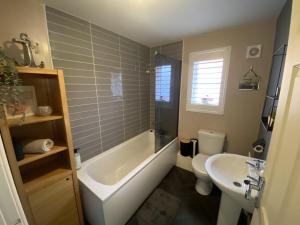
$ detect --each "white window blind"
[186,47,231,114]
[191,59,224,106]
[155,65,171,102]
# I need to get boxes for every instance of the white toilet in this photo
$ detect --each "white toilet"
[192,129,225,195]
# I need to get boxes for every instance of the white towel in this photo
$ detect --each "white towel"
[22,139,54,154]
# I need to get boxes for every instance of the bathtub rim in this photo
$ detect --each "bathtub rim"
[77,130,178,202]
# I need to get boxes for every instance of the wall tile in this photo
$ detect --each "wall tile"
[92,44,119,56]
[48,32,92,49]
[52,50,93,63]
[69,109,99,121]
[52,59,93,70]
[62,68,94,77]
[47,22,91,42]
[50,41,92,56]
[46,12,90,33]
[46,7,150,160]
[46,7,89,26]
[64,77,95,85]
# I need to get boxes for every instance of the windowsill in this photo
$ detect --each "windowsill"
[186,107,224,115]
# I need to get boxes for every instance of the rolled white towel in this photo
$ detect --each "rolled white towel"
[22,139,54,154]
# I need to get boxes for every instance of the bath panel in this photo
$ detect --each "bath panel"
[78,131,177,225]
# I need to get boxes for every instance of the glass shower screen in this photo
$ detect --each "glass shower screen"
[154,54,181,152]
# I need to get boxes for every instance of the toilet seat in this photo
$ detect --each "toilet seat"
[192,153,210,177]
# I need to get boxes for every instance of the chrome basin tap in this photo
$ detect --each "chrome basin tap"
[246,159,265,171]
[244,175,265,209]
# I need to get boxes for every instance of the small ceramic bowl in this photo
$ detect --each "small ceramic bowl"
[36,106,53,116]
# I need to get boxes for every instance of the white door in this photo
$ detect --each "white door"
[0,135,28,225]
[251,1,300,225]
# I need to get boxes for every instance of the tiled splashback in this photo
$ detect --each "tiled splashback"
[46,7,150,160]
[150,42,183,128]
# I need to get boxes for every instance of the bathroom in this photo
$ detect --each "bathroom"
[0,0,299,225]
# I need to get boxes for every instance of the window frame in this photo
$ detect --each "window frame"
[186,46,231,115]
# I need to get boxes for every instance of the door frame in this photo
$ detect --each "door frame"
[0,134,28,225]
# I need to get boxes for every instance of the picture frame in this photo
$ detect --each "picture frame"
[3,86,37,119]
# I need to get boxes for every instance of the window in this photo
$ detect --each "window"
[186,46,231,114]
[155,65,171,102]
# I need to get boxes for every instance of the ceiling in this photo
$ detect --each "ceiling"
[45,0,286,47]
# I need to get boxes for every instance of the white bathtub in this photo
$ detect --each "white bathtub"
[77,130,177,225]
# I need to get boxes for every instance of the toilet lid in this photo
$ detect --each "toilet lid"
[192,154,210,176]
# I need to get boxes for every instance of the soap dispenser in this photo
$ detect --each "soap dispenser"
[74,148,81,170]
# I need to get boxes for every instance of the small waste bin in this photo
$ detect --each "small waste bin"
[180,138,198,157]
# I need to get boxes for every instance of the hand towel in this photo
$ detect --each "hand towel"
[22,139,54,153]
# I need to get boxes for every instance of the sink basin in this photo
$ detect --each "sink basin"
[205,153,260,225]
[205,153,257,212]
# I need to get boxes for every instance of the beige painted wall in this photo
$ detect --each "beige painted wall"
[0,0,52,68]
[178,21,276,156]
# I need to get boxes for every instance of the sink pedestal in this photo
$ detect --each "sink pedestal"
[217,193,241,225]
[205,154,260,225]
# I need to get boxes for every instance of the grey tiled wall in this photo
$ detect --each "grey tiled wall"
[46,7,150,161]
[149,42,183,128]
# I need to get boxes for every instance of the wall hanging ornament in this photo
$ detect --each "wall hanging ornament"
[12,33,44,68]
[239,66,261,90]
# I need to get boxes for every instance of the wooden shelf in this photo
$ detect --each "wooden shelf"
[17,67,59,76]
[17,145,68,167]
[7,115,63,128]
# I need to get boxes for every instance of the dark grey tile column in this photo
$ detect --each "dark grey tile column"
[139,46,150,132]
[120,37,140,140]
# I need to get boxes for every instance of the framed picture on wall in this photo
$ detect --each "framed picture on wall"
[3,86,37,119]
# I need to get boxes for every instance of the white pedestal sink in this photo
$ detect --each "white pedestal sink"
[205,153,260,225]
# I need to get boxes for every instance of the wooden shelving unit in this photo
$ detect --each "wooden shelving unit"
[0,67,84,225]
